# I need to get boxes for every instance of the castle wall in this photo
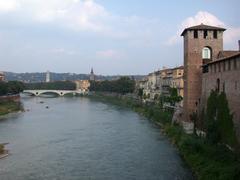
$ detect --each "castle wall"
[201,55,240,141]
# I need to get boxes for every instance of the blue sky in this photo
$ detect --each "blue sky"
[0,0,239,75]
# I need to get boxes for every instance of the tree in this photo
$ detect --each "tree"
[89,77,135,94]
[165,88,183,106]
[205,90,238,146]
[138,88,143,98]
[217,92,237,146]
[205,90,220,144]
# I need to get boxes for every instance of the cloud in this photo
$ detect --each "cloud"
[51,48,77,56]
[0,0,160,41]
[167,11,240,47]
[0,0,19,12]
[96,49,124,59]
[0,0,110,32]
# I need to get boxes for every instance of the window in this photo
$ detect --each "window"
[228,61,231,70]
[204,30,208,39]
[223,62,226,71]
[194,30,198,38]
[202,47,211,59]
[218,63,221,72]
[213,30,218,39]
[234,59,237,69]
[223,82,225,92]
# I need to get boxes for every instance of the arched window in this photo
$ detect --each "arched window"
[202,47,211,59]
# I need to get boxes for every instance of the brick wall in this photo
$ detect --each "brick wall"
[201,55,240,141]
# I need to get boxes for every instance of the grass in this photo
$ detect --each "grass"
[0,101,22,116]
[89,92,240,180]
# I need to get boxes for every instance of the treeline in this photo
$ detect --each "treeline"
[0,81,25,96]
[24,81,76,90]
[90,77,135,94]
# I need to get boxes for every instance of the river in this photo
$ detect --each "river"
[0,96,193,180]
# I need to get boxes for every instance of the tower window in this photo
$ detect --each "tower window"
[204,30,208,39]
[202,47,211,59]
[213,30,218,39]
[194,30,198,38]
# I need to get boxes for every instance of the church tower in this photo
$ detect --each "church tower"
[181,24,225,121]
[90,68,95,81]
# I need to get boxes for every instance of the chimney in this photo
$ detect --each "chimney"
[238,40,240,51]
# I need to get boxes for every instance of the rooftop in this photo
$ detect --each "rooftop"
[181,24,226,36]
[204,52,240,66]
[217,51,240,59]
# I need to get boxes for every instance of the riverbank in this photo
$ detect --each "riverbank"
[0,101,22,116]
[89,92,240,180]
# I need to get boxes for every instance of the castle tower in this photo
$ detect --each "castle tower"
[181,24,225,121]
[90,68,95,81]
[46,70,50,82]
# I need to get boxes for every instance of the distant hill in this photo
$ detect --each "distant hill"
[4,72,145,83]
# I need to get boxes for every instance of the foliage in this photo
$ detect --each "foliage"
[205,90,238,146]
[24,81,76,90]
[164,87,183,106]
[165,125,240,180]
[90,77,135,94]
[0,81,25,96]
[0,101,22,116]
[137,88,143,98]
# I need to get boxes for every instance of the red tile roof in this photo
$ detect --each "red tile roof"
[217,51,240,59]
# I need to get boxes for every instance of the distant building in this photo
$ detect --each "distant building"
[0,72,5,81]
[46,71,50,82]
[137,66,184,105]
[90,68,95,81]
[172,66,184,99]
[74,80,90,93]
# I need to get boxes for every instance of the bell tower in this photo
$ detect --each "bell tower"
[181,24,225,121]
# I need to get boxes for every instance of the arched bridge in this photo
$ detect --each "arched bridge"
[23,89,88,97]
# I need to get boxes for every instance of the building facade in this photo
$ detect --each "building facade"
[0,72,5,81]
[137,66,184,105]
[74,80,90,93]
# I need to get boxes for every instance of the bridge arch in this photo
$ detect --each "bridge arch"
[38,91,61,96]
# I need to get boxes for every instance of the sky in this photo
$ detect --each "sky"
[0,0,239,75]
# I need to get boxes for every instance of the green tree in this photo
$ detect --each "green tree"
[165,88,183,106]
[205,90,238,146]
[217,92,237,146]
[205,90,220,144]
[137,88,143,98]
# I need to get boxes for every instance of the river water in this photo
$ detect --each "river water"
[0,96,193,180]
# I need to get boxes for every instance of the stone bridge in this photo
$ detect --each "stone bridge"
[23,89,87,97]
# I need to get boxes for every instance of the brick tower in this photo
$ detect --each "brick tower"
[181,24,225,121]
